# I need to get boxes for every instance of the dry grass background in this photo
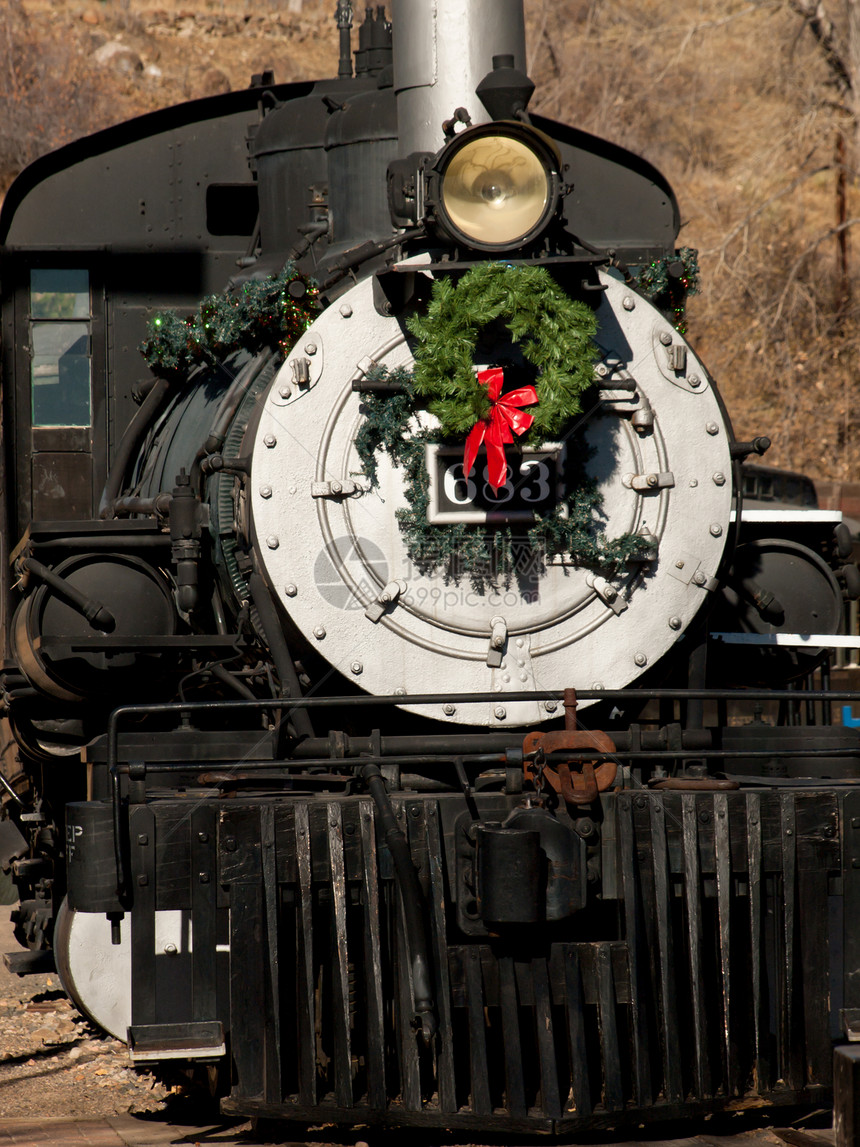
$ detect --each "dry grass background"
[1,0,858,482]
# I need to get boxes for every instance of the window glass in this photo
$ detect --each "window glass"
[31,322,91,427]
[30,269,89,319]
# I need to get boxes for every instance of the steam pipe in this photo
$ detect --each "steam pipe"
[98,377,171,519]
[22,557,116,632]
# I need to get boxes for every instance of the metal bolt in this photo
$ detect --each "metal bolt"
[669,616,682,630]
[224,837,237,852]
[660,331,672,346]
[443,704,456,716]
[285,584,297,597]
[197,831,208,843]
[351,661,363,675]
[199,872,210,884]
[713,472,726,486]
[394,687,406,696]
[331,480,342,494]
[494,706,507,720]
[595,362,609,378]
[693,571,706,586]
[313,626,326,639]
[137,834,149,846]
[688,374,701,388]
[266,535,279,549]
[706,422,719,435]
[675,559,685,569]
[259,485,273,499]
[785,829,793,837]
[264,434,277,448]
[163,943,178,956]
[340,303,353,318]
[592,682,604,690]
[635,797,647,809]
[304,342,318,355]
[634,652,648,667]
[409,806,421,819]
[278,385,291,399]
[699,810,711,824]
[646,473,658,487]
[544,700,557,712]
[137,874,148,886]
[689,478,698,487]
[622,295,635,310]
[710,523,723,537]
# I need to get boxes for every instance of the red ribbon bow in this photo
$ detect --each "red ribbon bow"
[463,367,539,492]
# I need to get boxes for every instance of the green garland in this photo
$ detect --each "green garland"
[139,265,318,378]
[355,367,645,589]
[635,246,700,334]
[406,263,598,440]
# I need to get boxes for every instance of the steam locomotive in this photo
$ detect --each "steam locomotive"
[1,0,859,1134]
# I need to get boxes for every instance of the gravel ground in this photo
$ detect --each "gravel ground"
[0,916,170,1120]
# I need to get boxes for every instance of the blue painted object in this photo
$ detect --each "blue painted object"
[842,705,860,728]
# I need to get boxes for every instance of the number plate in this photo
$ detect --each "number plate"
[425,443,564,524]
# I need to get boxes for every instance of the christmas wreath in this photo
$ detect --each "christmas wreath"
[407,262,598,441]
[356,264,646,585]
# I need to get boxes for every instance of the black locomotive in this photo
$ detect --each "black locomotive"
[1,0,859,1134]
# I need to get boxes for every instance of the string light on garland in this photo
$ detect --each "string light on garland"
[634,246,700,334]
[139,264,318,378]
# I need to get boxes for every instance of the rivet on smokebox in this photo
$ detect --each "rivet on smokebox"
[259,485,273,499]
[634,652,647,667]
[710,523,723,537]
[285,584,298,597]
[494,706,507,720]
[314,626,326,639]
[351,662,363,675]
[266,536,279,549]
[622,296,635,310]
[264,434,277,448]
[340,303,353,318]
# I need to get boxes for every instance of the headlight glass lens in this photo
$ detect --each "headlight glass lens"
[440,133,552,246]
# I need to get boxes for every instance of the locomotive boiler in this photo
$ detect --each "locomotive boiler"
[1,0,859,1134]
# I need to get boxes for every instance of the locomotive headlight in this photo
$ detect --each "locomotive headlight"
[431,124,561,250]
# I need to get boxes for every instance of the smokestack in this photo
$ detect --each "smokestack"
[391,0,528,156]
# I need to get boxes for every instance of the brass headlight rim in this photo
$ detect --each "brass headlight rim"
[430,121,562,252]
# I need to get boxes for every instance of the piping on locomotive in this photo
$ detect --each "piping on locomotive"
[1,0,859,1133]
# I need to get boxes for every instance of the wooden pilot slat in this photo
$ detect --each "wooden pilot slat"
[649,794,682,1103]
[465,947,491,1116]
[533,957,561,1119]
[714,792,733,1095]
[294,803,316,1107]
[596,942,623,1111]
[359,800,386,1110]
[682,794,709,1098]
[326,802,353,1108]
[424,806,456,1113]
[563,945,592,1117]
[498,956,526,1118]
[746,792,766,1093]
